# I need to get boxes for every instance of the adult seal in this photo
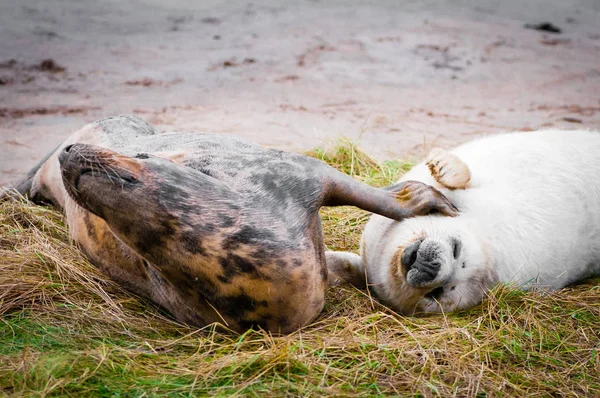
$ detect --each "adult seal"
[1,115,457,333]
[327,129,600,315]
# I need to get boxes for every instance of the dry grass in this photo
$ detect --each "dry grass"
[1,139,599,397]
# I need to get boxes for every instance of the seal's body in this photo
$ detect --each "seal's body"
[4,116,456,333]
[328,130,600,315]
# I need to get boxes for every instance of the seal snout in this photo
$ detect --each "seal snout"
[59,144,100,191]
[402,239,457,288]
[58,143,94,172]
[58,144,75,166]
[60,144,142,186]
[59,143,146,215]
[59,143,86,194]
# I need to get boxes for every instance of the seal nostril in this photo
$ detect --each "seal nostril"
[64,144,74,153]
[401,239,422,270]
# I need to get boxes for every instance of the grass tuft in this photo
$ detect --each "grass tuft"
[1,141,599,397]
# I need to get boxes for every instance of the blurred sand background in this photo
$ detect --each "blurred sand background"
[1,0,599,187]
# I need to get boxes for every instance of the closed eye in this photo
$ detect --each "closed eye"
[452,238,462,259]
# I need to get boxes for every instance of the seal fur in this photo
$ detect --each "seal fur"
[327,129,600,315]
[2,115,457,333]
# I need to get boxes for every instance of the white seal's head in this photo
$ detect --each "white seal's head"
[366,215,499,315]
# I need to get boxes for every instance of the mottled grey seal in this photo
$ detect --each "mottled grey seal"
[2,115,457,333]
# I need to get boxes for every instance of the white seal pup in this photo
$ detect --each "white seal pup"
[327,129,600,314]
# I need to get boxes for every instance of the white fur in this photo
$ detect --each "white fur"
[352,129,600,314]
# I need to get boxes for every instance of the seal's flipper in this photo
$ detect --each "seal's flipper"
[426,148,471,190]
[322,170,458,220]
[0,144,60,203]
[325,251,366,288]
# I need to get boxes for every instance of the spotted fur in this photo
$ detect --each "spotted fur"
[3,115,457,333]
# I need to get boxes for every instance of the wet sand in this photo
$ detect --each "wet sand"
[1,0,599,187]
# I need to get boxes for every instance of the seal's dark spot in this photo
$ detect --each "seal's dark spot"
[297,271,309,284]
[251,248,271,260]
[181,232,207,255]
[219,254,262,281]
[219,213,236,228]
[222,225,278,250]
[132,219,175,258]
[218,294,268,319]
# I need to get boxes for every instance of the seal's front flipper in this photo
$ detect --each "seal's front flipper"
[426,148,471,190]
[382,180,459,217]
[0,144,59,203]
[322,170,458,221]
[0,181,31,202]
[325,251,366,288]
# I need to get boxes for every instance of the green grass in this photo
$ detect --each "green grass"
[0,139,599,397]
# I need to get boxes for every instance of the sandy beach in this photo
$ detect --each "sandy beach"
[1,0,599,187]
